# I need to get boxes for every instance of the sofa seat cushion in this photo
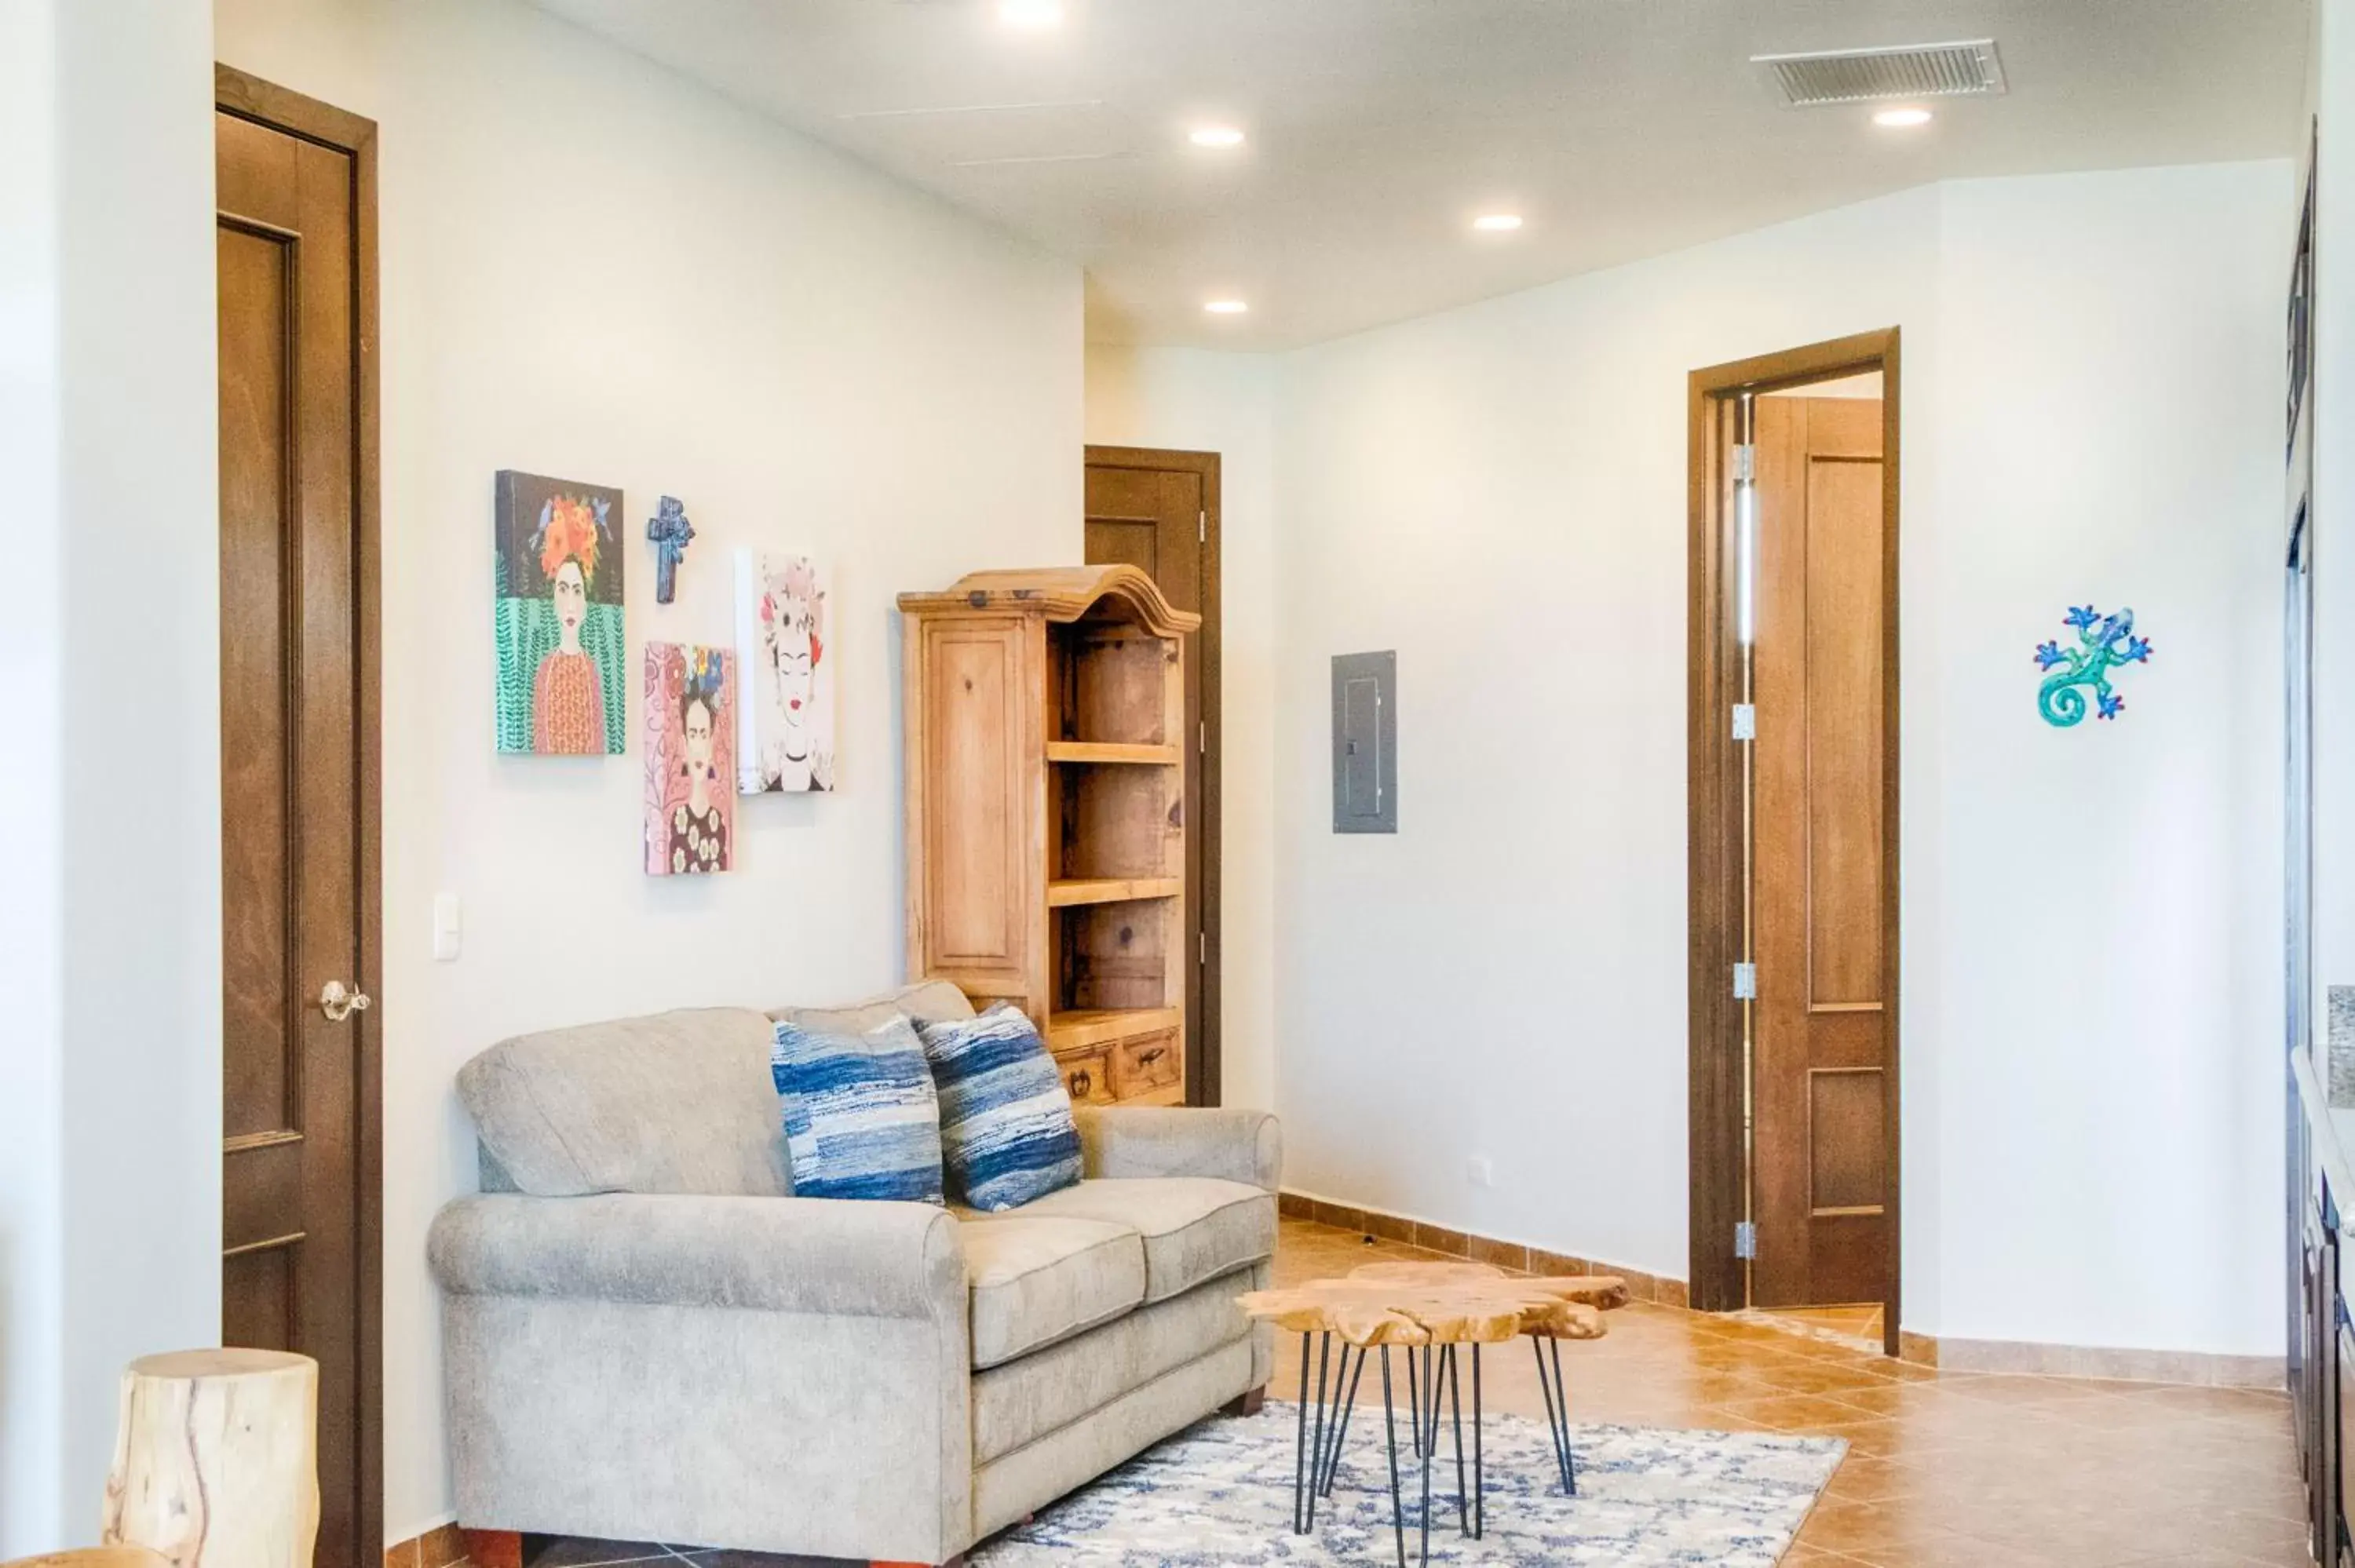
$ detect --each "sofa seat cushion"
[969,1264,1264,1464]
[1000,1179,1273,1303]
[957,1215,1145,1370]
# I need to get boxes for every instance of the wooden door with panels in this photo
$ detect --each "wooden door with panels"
[1687,331,1900,1352]
[1083,447,1221,1106]
[1749,394,1890,1311]
[215,66,382,1568]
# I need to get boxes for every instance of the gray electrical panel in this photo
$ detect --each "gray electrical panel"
[1331,651,1397,833]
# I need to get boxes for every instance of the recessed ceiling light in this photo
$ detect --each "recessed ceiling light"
[1472,213,1524,232]
[996,0,1062,29]
[1872,106,1933,128]
[1203,299,1249,315]
[1188,126,1247,148]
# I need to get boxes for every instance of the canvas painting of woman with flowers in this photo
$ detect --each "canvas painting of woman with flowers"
[494,470,626,754]
[733,549,836,793]
[644,642,736,874]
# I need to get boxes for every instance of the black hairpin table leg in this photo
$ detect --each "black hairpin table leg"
[1529,1333,1577,1496]
[1552,1337,1577,1497]
[1380,1347,1408,1568]
[1280,1329,1514,1562]
[1305,1332,1333,1530]
[1471,1344,1484,1538]
[1292,1333,1313,1533]
[1418,1340,1437,1566]
[1404,1346,1422,1458]
[1445,1344,1470,1536]
[1318,1344,1365,1498]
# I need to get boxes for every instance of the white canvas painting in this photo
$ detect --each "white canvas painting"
[734,549,836,793]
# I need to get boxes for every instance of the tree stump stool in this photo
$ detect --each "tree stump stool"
[5,1548,174,1568]
[1237,1262,1630,1567]
[102,1349,319,1568]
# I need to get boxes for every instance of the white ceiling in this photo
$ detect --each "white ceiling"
[531,0,2312,351]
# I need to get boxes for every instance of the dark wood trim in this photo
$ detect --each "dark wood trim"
[215,60,384,1563]
[1083,443,1223,1108]
[1685,372,1743,1320]
[1280,1189,1692,1308]
[1685,329,1902,1357]
[215,63,376,155]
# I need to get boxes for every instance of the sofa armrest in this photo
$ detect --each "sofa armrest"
[428,1192,962,1317]
[1072,1105,1281,1191]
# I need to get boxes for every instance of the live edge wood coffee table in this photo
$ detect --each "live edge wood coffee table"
[1238,1261,1630,1567]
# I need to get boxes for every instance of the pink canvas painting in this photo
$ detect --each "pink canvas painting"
[643,642,736,875]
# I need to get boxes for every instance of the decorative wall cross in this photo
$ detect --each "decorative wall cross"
[647,495,694,604]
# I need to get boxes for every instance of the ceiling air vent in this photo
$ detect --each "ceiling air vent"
[1752,39,2006,108]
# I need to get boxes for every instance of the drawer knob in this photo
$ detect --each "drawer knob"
[1069,1069,1093,1097]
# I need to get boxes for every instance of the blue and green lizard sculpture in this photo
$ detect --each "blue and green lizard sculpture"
[2034,604,2151,727]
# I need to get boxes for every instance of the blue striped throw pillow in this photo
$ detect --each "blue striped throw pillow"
[770,1015,945,1204]
[917,1004,1083,1212]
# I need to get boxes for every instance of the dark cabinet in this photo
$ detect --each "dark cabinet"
[2301,1176,2345,1567]
[2339,1315,2354,1568]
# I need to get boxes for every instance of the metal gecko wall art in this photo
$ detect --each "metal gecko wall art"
[2034,604,2152,726]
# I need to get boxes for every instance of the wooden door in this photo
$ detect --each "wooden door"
[1751,396,1890,1310]
[216,69,380,1568]
[1083,447,1220,1105]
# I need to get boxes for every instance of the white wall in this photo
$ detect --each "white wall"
[1082,346,1279,1112]
[2309,0,2355,1162]
[1272,184,1941,1289]
[1926,166,2284,1353]
[213,0,1083,1540]
[0,0,220,1549]
[1272,162,2289,1358]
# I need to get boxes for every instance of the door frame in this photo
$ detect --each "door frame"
[1685,329,1900,1354]
[214,62,383,1559]
[1082,444,1222,1107]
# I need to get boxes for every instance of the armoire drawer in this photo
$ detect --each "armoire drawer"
[1054,1046,1117,1106]
[1114,1030,1182,1099]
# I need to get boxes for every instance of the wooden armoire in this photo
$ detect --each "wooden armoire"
[900,565,1201,1106]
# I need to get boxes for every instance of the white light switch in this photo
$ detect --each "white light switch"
[432,893,462,961]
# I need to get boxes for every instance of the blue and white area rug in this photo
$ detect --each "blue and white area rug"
[978,1406,1843,1566]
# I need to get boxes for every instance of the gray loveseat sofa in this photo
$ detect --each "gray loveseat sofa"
[427,982,1278,1567]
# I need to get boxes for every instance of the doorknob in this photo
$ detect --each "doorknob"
[319,980,371,1023]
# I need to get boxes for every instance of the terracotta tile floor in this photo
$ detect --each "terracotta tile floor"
[1274,1216,2307,1566]
[508,1216,2306,1568]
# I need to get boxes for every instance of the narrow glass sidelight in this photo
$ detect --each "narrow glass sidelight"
[1732,389,1758,1307]
[1734,393,1758,647]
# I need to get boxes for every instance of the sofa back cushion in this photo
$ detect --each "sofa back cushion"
[457,1007,790,1198]
[772,978,976,1038]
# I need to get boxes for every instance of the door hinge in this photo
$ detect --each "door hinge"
[1734,1220,1758,1260]
[1199,931,1207,965]
[1732,962,1757,1001]
[1730,703,1755,741]
[1199,509,1207,543]
[1199,720,1207,754]
[1732,443,1756,483]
